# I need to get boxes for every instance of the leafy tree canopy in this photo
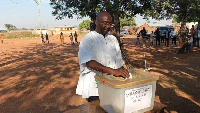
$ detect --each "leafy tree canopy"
[144,0,200,22]
[144,0,200,49]
[4,24,17,31]
[172,15,181,23]
[79,20,90,30]
[120,17,137,28]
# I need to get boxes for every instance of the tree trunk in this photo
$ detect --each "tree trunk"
[111,13,120,43]
[109,0,120,45]
[90,14,96,31]
[198,20,200,28]
[180,16,187,47]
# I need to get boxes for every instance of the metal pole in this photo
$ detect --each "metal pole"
[35,0,42,35]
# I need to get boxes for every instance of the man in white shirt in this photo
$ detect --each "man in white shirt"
[170,29,177,46]
[76,11,130,102]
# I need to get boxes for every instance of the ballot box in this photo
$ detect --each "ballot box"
[95,68,159,113]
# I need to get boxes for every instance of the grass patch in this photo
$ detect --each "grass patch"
[2,30,40,39]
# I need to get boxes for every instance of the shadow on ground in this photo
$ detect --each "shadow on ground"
[0,43,87,113]
[123,38,200,113]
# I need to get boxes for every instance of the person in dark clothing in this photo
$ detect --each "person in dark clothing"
[41,34,45,43]
[165,28,170,47]
[45,33,49,44]
[74,31,78,43]
[140,27,147,47]
[160,29,165,43]
[155,28,160,46]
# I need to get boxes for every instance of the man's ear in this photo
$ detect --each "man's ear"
[95,20,98,26]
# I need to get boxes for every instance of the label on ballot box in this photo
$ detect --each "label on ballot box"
[124,85,152,113]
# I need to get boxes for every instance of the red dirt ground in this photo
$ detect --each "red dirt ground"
[0,34,200,113]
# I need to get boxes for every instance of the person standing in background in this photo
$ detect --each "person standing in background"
[170,28,177,46]
[150,31,154,47]
[140,27,147,47]
[1,34,3,44]
[136,33,140,44]
[69,33,74,44]
[45,33,49,44]
[197,27,200,47]
[122,33,126,42]
[60,32,64,45]
[74,31,78,43]
[155,28,160,46]
[190,25,196,46]
[41,34,45,43]
[165,28,169,47]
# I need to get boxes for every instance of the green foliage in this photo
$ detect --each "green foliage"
[144,0,200,22]
[172,15,181,23]
[79,20,90,30]
[4,24,17,31]
[50,0,102,20]
[153,22,157,24]
[187,2,200,22]
[49,0,154,39]
[50,0,153,24]
[145,0,200,47]
[73,25,79,28]
[120,18,137,28]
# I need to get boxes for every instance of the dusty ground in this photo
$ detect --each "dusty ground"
[0,35,200,113]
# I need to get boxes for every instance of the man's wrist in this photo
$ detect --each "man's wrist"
[110,68,117,75]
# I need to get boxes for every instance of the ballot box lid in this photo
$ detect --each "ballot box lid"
[95,68,159,89]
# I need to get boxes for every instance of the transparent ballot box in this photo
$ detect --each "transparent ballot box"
[95,69,159,113]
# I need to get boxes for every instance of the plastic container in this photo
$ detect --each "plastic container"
[95,68,159,113]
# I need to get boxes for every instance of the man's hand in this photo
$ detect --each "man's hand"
[86,60,130,78]
[113,67,130,78]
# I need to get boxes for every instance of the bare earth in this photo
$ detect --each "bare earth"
[0,35,200,113]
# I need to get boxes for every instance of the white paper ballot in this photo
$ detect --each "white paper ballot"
[129,73,132,79]
[124,85,153,113]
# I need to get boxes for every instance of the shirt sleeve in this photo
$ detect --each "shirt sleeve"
[78,34,96,75]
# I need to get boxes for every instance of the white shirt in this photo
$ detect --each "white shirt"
[170,31,177,37]
[150,33,154,42]
[76,31,124,98]
[198,30,200,38]
[188,37,193,44]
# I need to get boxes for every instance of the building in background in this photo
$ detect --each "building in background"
[33,25,79,35]
[55,26,77,34]
[32,27,56,35]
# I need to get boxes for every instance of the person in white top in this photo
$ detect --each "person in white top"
[170,29,177,46]
[150,31,154,47]
[76,11,130,102]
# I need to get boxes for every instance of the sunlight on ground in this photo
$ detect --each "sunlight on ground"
[0,37,200,113]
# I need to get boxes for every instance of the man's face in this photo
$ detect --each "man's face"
[97,16,112,35]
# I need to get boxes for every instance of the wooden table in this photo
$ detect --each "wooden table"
[61,100,166,113]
